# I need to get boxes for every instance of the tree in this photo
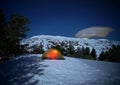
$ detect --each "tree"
[85,47,90,55]
[81,47,85,56]
[7,14,30,40]
[0,11,30,61]
[67,44,75,56]
[74,47,82,58]
[6,14,30,56]
[32,45,44,54]
[0,9,7,60]
[98,51,105,61]
[90,48,97,60]
[108,45,120,62]
[98,45,120,62]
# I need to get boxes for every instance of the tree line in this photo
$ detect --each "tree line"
[31,40,97,60]
[31,40,120,63]
[98,45,120,63]
[0,9,30,61]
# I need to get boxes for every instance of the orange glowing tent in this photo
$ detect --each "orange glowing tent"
[41,48,65,60]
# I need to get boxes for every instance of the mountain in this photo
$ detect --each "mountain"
[21,35,120,57]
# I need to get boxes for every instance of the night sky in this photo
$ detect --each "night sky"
[1,0,120,40]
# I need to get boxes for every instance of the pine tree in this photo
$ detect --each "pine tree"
[32,45,44,54]
[81,47,85,56]
[69,45,75,54]
[0,11,30,61]
[74,47,83,58]
[108,45,120,62]
[98,51,106,61]
[0,9,8,60]
[85,47,90,55]
[90,48,96,60]
[98,45,120,62]
[6,14,30,56]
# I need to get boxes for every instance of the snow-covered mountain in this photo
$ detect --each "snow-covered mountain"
[21,35,120,57]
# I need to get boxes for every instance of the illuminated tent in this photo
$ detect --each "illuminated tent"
[41,49,65,60]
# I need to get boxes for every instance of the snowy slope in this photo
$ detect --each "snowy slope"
[0,54,120,85]
[21,35,120,57]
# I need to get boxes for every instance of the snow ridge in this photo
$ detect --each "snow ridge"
[21,35,120,57]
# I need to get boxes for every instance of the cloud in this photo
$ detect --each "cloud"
[75,26,113,38]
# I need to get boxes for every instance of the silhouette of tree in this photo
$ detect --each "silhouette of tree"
[0,10,30,61]
[90,48,97,60]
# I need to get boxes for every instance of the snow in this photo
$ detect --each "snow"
[21,35,120,58]
[0,54,120,85]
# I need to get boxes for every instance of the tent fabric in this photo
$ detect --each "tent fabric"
[41,49,65,60]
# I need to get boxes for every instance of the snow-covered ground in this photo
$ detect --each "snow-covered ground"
[0,54,120,85]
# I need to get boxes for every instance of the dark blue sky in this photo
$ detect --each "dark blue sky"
[1,0,120,40]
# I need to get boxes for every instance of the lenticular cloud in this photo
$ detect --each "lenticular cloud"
[75,26,113,38]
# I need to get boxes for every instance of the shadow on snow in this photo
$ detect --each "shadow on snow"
[0,55,47,85]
